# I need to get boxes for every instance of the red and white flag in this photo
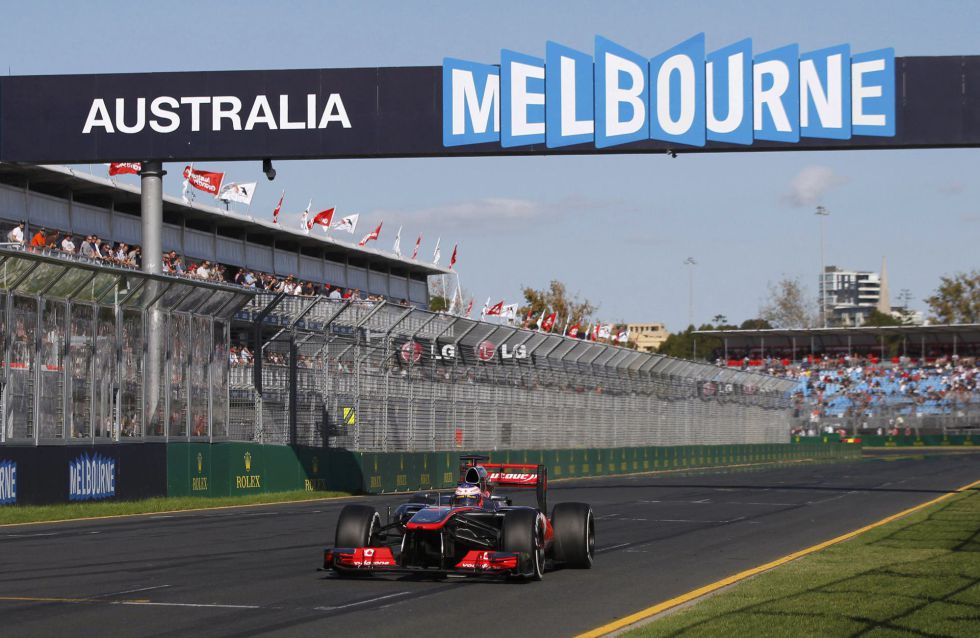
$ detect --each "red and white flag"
[358,221,383,246]
[449,244,458,270]
[182,166,224,196]
[465,298,474,318]
[108,162,140,176]
[486,300,505,316]
[541,311,558,332]
[616,329,630,343]
[567,323,580,338]
[309,207,335,231]
[598,323,612,340]
[272,191,284,224]
[411,234,422,260]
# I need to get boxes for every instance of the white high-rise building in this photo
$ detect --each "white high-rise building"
[820,266,882,327]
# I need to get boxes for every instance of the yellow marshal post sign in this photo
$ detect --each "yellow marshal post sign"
[235,451,261,489]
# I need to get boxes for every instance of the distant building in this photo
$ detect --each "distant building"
[627,323,669,352]
[820,260,885,327]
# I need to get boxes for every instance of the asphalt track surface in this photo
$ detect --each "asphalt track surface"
[1,451,978,638]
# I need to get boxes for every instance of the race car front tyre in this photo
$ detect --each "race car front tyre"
[502,509,545,580]
[335,504,381,548]
[551,502,595,568]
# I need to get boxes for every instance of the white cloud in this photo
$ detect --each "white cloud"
[783,165,848,207]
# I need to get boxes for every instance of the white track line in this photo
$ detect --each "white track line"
[114,601,262,610]
[314,591,411,611]
[98,585,171,598]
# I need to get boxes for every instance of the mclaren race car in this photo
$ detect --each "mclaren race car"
[321,455,594,580]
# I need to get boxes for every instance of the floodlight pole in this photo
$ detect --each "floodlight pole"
[816,206,830,328]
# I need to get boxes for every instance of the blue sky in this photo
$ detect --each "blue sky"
[1,1,977,330]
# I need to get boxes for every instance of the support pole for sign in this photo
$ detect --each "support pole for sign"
[141,161,165,276]
[141,160,165,438]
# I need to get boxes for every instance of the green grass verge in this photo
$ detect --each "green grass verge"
[625,487,980,638]
[0,490,353,526]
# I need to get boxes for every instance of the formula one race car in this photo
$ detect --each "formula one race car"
[321,455,594,581]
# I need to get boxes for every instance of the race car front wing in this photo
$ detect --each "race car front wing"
[323,547,522,575]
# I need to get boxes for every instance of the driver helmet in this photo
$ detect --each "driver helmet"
[452,483,483,508]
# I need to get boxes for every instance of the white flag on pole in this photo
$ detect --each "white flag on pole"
[300,199,312,235]
[216,181,257,205]
[334,213,359,234]
[393,225,402,257]
[500,303,518,320]
[432,237,441,265]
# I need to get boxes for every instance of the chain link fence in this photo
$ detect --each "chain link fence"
[230,295,797,452]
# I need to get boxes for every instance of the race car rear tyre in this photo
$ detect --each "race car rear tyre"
[335,504,381,548]
[551,502,594,568]
[502,509,545,581]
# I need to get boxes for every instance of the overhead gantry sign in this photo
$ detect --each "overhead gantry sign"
[0,34,977,164]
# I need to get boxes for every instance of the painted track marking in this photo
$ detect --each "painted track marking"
[575,477,980,638]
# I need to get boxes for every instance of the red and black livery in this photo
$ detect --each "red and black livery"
[321,455,595,581]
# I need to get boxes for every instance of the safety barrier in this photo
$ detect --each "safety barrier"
[165,441,860,497]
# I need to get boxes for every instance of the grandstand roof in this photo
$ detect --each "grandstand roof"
[694,324,980,349]
[0,162,450,276]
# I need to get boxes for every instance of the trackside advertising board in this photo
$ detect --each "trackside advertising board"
[0,37,978,163]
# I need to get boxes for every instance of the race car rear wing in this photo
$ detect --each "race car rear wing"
[460,456,548,512]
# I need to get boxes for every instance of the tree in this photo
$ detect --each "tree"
[926,270,980,324]
[739,318,773,330]
[519,280,596,326]
[428,276,469,313]
[712,314,728,325]
[759,277,818,328]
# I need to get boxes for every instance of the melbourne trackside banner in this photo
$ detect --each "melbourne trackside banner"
[68,452,116,501]
[0,49,979,163]
[0,459,16,505]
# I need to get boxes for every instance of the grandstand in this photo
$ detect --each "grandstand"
[0,163,445,307]
[0,161,799,502]
[695,326,980,435]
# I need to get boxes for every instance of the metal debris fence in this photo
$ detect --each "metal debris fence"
[229,295,797,452]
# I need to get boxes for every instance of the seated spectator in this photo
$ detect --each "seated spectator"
[61,233,76,253]
[328,286,342,300]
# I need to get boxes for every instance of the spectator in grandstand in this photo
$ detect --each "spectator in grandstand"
[195,260,211,279]
[128,245,141,268]
[342,288,353,299]
[30,228,47,248]
[328,286,342,300]
[60,233,76,254]
[80,235,96,259]
[5,220,25,245]
[303,281,316,296]
[45,230,60,250]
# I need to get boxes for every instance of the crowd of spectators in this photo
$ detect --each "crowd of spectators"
[760,354,980,434]
[6,221,142,268]
[5,220,408,305]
